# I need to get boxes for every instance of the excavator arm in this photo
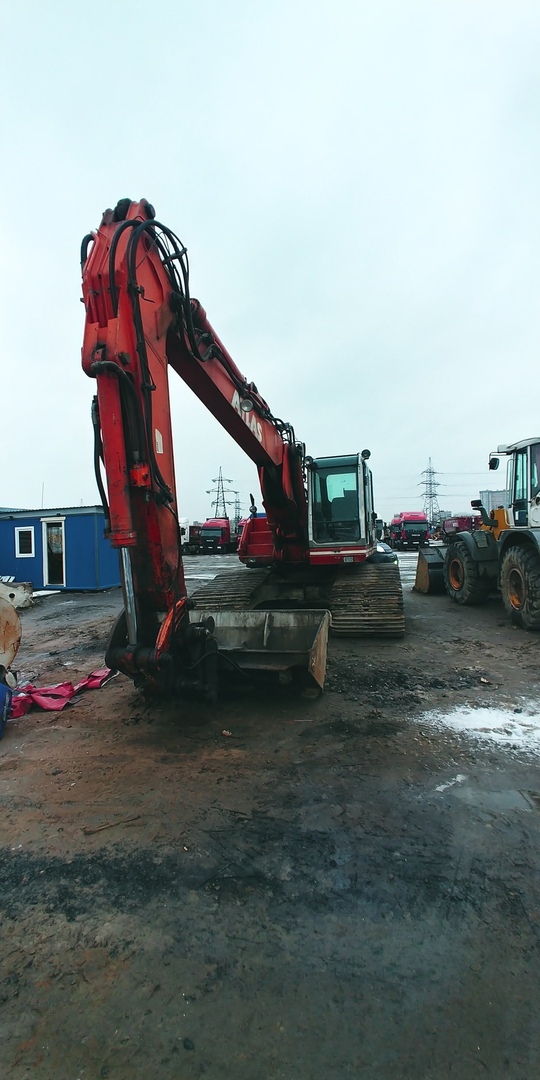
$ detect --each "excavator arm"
[81,198,314,696]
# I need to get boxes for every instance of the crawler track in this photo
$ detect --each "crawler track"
[191,561,405,637]
[190,568,271,610]
[329,562,405,636]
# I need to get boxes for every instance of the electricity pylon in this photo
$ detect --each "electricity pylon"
[229,490,242,528]
[206,467,234,518]
[420,458,441,524]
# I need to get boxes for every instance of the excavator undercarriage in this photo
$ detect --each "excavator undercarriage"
[191,561,405,637]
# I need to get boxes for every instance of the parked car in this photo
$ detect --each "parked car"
[371,541,398,564]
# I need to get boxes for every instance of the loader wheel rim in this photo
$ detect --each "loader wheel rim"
[507,567,525,611]
[448,557,465,591]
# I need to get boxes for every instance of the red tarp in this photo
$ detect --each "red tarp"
[9,668,116,718]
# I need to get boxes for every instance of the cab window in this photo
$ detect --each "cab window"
[312,466,360,542]
[514,450,527,503]
[530,444,540,499]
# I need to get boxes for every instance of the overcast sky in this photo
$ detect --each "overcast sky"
[1,0,539,525]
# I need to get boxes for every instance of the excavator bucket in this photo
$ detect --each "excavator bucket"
[190,609,331,690]
[414,547,446,594]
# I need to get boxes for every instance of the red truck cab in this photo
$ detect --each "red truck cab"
[200,518,237,554]
[389,512,429,550]
[182,523,202,555]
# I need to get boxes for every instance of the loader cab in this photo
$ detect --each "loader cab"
[491,437,540,530]
[307,452,375,564]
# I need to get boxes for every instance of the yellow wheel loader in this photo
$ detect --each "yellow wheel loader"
[417,437,540,629]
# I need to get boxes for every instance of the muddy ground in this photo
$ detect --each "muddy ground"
[1,554,540,1079]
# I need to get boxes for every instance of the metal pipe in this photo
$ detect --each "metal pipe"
[120,547,138,643]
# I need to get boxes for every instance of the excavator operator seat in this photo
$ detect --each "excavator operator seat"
[331,490,358,521]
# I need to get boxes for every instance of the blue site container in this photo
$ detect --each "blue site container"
[0,506,121,591]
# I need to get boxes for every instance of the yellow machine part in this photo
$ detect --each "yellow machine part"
[479,507,511,541]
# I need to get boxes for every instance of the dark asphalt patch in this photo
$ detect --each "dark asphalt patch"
[1,808,454,923]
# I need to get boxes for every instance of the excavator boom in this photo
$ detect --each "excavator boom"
[81,199,327,697]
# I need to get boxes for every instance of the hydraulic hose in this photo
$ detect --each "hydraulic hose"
[90,359,147,462]
[91,396,110,532]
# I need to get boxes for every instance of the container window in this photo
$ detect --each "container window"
[15,527,35,558]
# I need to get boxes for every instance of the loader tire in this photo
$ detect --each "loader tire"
[443,541,490,605]
[500,545,540,630]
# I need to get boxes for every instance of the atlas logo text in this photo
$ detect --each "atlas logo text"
[231,390,263,442]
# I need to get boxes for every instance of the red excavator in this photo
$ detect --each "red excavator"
[81,198,403,700]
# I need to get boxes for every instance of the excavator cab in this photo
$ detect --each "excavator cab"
[307,453,376,563]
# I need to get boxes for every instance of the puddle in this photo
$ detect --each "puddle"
[422,702,540,755]
[431,772,540,814]
[451,786,536,813]
[396,552,418,589]
[434,773,467,793]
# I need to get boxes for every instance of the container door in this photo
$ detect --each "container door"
[42,519,66,586]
